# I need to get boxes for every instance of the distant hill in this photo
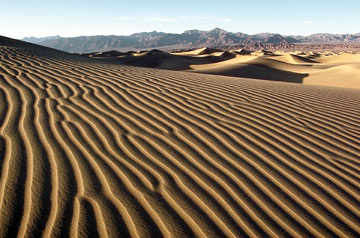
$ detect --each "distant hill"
[22,35,62,44]
[22,28,360,53]
[291,33,360,42]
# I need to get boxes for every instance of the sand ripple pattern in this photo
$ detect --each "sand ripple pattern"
[0,46,360,238]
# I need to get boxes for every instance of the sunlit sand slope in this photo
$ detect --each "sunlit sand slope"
[0,38,360,238]
[107,48,360,89]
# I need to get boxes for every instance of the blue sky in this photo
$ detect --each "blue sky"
[1,0,359,38]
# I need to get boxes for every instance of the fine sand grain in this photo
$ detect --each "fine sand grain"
[0,37,360,238]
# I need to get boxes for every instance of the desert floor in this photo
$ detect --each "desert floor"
[0,37,360,238]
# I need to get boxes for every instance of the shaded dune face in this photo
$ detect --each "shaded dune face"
[0,42,360,238]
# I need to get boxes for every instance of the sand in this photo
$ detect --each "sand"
[191,50,360,88]
[106,48,360,89]
[0,37,360,238]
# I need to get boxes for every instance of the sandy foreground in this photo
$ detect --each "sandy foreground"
[0,36,360,238]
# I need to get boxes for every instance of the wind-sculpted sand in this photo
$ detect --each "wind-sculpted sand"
[97,47,360,89]
[0,37,360,238]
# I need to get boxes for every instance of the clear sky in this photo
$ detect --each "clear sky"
[1,0,359,39]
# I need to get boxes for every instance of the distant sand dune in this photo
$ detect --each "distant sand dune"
[0,37,360,238]
[104,48,360,89]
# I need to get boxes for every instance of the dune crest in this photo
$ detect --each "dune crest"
[0,37,360,238]
[95,47,360,89]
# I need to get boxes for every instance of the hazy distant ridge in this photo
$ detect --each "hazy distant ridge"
[22,28,360,53]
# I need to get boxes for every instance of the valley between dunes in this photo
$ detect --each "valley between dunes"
[0,36,360,238]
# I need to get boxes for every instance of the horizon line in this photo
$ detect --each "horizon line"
[18,28,360,39]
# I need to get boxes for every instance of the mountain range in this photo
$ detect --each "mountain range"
[22,28,360,53]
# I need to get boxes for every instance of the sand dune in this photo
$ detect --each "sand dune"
[268,54,319,64]
[191,51,360,88]
[171,47,224,56]
[0,36,360,238]
[105,48,360,89]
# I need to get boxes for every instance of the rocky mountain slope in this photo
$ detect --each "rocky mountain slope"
[22,28,360,53]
